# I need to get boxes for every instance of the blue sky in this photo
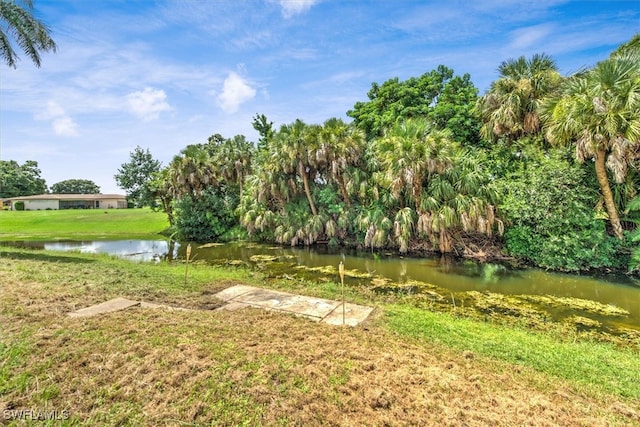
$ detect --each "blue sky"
[1,0,638,194]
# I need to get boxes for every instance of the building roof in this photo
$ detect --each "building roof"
[5,194,127,201]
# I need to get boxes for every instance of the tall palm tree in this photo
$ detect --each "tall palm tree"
[477,53,562,142]
[376,118,456,211]
[1,0,56,68]
[271,120,319,216]
[317,117,365,208]
[540,50,640,239]
[215,135,253,199]
[167,144,217,199]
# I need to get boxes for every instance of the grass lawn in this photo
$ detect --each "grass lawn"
[0,208,169,241]
[1,247,639,426]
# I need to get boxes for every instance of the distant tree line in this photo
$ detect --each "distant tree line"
[0,160,100,197]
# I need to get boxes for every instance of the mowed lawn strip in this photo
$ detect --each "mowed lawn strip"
[1,247,639,425]
[0,208,169,241]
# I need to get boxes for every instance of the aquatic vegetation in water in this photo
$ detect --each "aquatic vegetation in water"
[519,295,630,317]
[565,315,602,329]
[293,265,373,279]
[249,255,279,263]
[464,291,544,319]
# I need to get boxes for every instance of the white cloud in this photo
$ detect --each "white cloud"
[275,0,321,18]
[52,117,80,137]
[126,87,171,121]
[217,72,256,114]
[34,101,79,136]
[508,24,553,51]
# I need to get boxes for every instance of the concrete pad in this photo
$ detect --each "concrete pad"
[323,303,375,327]
[273,295,339,319]
[213,285,374,327]
[214,284,257,302]
[233,288,293,307]
[68,297,140,318]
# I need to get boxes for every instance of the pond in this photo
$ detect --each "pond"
[5,239,640,338]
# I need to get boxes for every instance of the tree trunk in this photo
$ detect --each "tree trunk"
[298,160,318,216]
[336,173,352,208]
[594,149,624,239]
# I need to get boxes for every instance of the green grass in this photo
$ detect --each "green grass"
[0,208,170,241]
[384,304,640,399]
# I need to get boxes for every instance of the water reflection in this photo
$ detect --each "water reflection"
[5,240,178,263]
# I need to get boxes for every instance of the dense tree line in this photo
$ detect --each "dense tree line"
[126,35,640,272]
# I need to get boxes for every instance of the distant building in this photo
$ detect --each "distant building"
[4,194,128,210]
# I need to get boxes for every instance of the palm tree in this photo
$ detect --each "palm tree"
[271,120,319,216]
[376,118,456,211]
[167,144,218,199]
[215,135,253,199]
[418,151,502,253]
[1,0,56,68]
[540,50,640,239]
[317,118,366,208]
[477,53,562,143]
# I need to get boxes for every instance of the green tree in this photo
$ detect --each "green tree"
[50,179,100,194]
[114,146,162,207]
[540,47,640,239]
[0,159,46,197]
[252,113,274,154]
[477,53,562,143]
[147,167,175,226]
[348,65,480,142]
[0,0,56,68]
[430,73,481,146]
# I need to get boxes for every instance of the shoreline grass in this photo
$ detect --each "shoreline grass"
[0,208,170,241]
[1,246,639,425]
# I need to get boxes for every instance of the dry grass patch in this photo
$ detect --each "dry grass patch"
[2,307,638,426]
[1,248,638,425]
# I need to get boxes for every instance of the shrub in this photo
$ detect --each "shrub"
[498,148,622,271]
[173,186,238,242]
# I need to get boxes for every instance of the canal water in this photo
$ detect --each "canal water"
[5,239,640,333]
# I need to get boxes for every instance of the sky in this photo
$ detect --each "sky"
[1,0,638,195]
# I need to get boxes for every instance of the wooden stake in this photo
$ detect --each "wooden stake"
[339,261,345,325]
[184,244,192,286]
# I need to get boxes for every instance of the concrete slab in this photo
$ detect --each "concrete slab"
[214,284,257,302]
[213,285,374,327]
[68,297,140,318]
[273,295,339,319]
[323,303,376,327]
